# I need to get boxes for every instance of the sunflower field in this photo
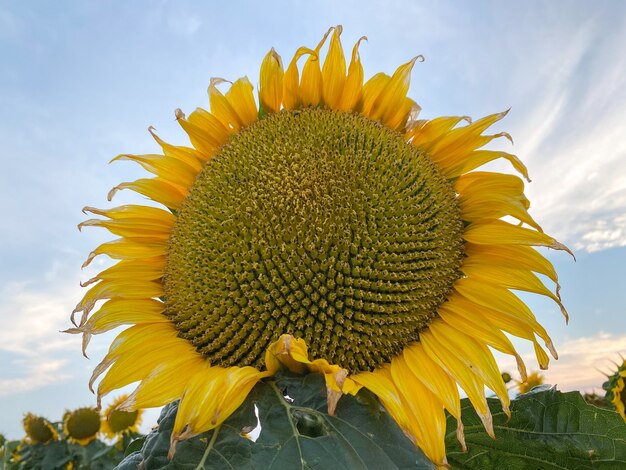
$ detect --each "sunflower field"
[2,19,626,470]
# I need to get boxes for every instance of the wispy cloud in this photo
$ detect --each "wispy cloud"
[509,18,626,253]
[0,358,70,397]
[0,260,100,397]
[498,332,626,393]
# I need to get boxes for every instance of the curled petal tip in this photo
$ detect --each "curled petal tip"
[174,108,185,120]
[107,186,118,201]
[497,131,514,145]
[81,252,96,268]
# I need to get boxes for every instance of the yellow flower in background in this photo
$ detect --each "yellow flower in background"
[603,357,626,421]
[22,413,57,444]
[68,26,571,466]
[63,407,101,445]
[517,371,545,395]
[101,395,143,439]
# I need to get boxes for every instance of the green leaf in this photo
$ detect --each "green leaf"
[125,436,146,457]
[40,441,71,470]
[445,387,626,469]
[116,372,433,469]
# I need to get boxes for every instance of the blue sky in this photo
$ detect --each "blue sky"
[1,1,625,438]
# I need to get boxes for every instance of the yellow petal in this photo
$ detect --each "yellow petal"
[92,323,182,397]
[429,321,511,417]
[456,171,541,230]
[78,218,172,239]
[390,354,448,467]
[81,237,168,268]
[74,279,163,318]
[352,367,411,432]
[81,298,166,334]
[108,178,187,210]
[465,242,560,287]
[367,57,421,130]
[452,289,552,369]
[119,352,206,411]
[225,77,258,127]
[454,277,558,359]
[282,47,316,110]
[171,365,266,453]
[447,149,529,181]
[360,72,391,117]
[464,219,572,256]
[426,111,509,154]
[82,205,175,222]
[110,152,198,188]
[264,334,358,407]
[439,294,527,380]
[407,115,471,146]
[337,36,366,112]
[402,343,462,422]
[300,54,323,107]
[259,48,284,114]
[420,327,495,438]
[264,334,309,374]
[322,26,346,109]
[462,261,568,321]
[175,108,230,157]
[79,257,165,287]
[208,78,241,130]
[149,128,204,170]
[299,27,333,107]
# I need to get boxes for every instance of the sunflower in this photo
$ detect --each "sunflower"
[516,371,545,395]
[63,407,101,445]
[100,394,143,439]
[68,26,571,466]
[603,357,626,421]
[22,413,57,444]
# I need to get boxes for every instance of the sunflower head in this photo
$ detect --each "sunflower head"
[602,357,626,421]
[63,407,101,445]
[517,371,545,395]
[22,413,57,444]
[69,25,571,467]
[101,395,143,439]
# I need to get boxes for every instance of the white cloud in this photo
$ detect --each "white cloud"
[498,332,626,393]
[0,260,106,397]
[0,358,71,398]
[510,21,626,253]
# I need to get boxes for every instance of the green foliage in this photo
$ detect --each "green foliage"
[116,374,626,470]
[117,372,434,469]
[3,416,141,470]
[6,376,626,469]
[5,438,127,470]
[445,387,626,469]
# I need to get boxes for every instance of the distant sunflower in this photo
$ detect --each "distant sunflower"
[517,371,545,395]
[63,407,101,445]
[68,26,571,466]
[603,357,626,421]
[101,395,143,439]
[22,413,57,444]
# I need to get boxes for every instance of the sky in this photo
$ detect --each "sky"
[1,0,625,439]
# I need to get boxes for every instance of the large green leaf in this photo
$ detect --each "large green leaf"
[445,386,626,469]
[116,372,433,469]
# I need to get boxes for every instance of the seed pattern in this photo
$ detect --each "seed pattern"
[164,108,465,373]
